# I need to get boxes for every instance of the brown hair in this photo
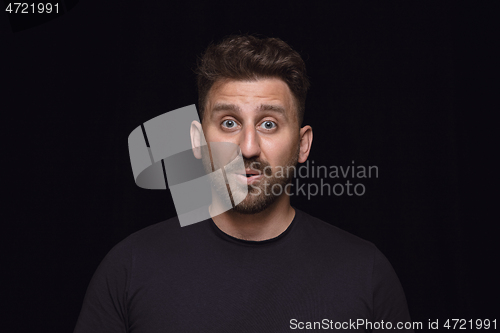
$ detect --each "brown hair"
[195,35,310,125]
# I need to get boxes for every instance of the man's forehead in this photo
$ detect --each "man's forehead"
[206,78,298,118]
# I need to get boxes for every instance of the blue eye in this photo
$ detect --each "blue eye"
[222,119,237,128]
[260,121,277,130]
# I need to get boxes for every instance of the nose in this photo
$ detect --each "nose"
[238,125,261,159]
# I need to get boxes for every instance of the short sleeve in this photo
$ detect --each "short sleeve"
[371,247,414,332]
[73,241,132,333]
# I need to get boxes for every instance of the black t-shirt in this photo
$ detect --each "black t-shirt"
[73,208,413,332]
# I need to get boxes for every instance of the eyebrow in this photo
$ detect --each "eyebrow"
[211,103,286,115]
[212,103,241,113]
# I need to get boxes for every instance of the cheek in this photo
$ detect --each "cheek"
[261,134,298,166]
[202,124,222,142]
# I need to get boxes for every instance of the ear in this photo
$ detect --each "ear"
[190,120,204,159]
[298,125,313,163]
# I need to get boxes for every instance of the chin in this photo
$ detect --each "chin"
[232,193,278,215]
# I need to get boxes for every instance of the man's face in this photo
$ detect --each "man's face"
[201,78,301,214]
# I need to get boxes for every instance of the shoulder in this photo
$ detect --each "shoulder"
[120,215,182,244]
[103,215,195,262]
[294,208,383,265]
[297,208,376,250]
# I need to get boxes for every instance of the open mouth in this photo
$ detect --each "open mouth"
[235,170,263,184]
[241,173,260,178]
[242,169,261,177]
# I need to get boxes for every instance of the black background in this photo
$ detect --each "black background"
[2,1,497,332]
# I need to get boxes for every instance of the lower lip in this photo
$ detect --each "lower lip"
[236,174,263,185]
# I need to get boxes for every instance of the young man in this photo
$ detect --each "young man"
[74,35,413,332]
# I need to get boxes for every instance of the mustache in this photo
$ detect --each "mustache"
[223,157,271,174]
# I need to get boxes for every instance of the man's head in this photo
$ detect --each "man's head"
[191,35,313,214]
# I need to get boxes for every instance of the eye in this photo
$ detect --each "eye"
[221,119,237,129]
[260,120,277,130]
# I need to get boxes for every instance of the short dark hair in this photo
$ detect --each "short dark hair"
[195,35,310,125]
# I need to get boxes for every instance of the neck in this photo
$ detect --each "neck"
[210,194,295,241]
